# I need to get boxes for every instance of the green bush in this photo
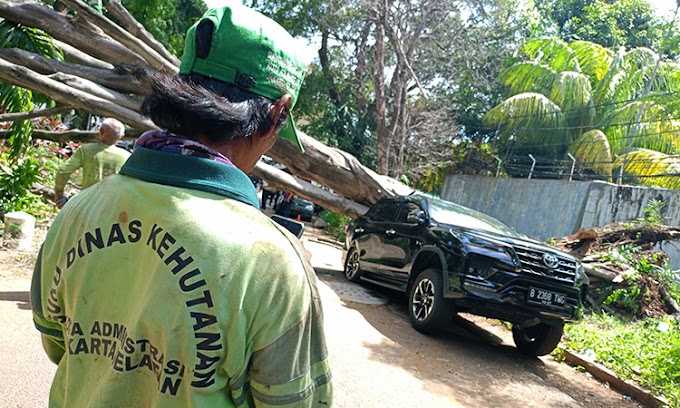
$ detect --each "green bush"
[319,210,351,242]
[0,143,62,220]
[561,313,680,406]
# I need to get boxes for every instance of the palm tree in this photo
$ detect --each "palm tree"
[0,19,62,160]
[483,37,680,189]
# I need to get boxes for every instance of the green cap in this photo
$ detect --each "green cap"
[179,2,306,152]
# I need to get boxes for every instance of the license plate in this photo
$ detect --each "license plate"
[527,287,566,307]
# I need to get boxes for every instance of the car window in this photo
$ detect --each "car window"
[368,201,399,222]
[427,197,519,236]
[397,202,422,223]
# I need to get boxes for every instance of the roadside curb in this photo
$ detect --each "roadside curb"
[562,350,667,408]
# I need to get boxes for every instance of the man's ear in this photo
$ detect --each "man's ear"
[264,94,293,138]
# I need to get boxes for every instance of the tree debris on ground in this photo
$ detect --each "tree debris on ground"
[550,222,680,318]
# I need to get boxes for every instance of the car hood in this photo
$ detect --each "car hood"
[444,224,573,258]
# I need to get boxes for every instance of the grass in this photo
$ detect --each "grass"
[560,313,680,407]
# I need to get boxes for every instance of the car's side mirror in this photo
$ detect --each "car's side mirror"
[406,210,426,225]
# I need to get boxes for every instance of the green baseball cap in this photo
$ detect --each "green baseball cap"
[179,2,307,152]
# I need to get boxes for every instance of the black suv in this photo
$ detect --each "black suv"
[343,194,588,356]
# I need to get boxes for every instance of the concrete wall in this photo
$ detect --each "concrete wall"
[441,175,680,267]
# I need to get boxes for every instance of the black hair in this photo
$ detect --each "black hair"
[141,20,288,143]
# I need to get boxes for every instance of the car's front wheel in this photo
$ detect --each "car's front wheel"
[344,247,363,283]
[408,268,453,334]
[512,322,564,356]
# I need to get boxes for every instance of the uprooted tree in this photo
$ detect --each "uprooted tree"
[0,0,415,218]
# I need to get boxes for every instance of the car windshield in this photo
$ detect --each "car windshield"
[426,197,519,236]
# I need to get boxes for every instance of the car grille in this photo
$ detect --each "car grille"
[513,245,577,284]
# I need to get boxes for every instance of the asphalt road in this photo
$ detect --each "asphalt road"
[0,232,635,407]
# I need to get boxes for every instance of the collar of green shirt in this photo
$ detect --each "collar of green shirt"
[119,147,260,208]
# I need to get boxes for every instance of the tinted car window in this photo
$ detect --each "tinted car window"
[397,202,422,223]
[368,201,399,222]
[427,197,519,236]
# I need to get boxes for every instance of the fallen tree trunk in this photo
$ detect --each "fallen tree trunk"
[60,0,178,73]
[0,106,71,122]
[105,0,181,67]
[0,0,150,68]
[0,48,149,95]
[0,58,154,130]
[0,0,412,218]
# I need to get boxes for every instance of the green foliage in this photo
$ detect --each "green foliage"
[561,313,680,406]
[0,19,62,160]
[114,0,206,57]
[537,0,668,51]
[484,37,680,188]
[638,199,665,225]
[0,143,62,219]
[319,210,351,242]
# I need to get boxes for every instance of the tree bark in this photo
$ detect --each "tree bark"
[0,106,71,122]
[59,0,178,73]
[252,161,369,218]
[0,48,149,95]
[0,129,98,142]
[0,0,150,68]
[47,72,142,111]
[0,58,155,130]
[105,0,181,67]
[54,40,114,70]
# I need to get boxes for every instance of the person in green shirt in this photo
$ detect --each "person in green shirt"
[32,3,332,407]
[53,117,131,208]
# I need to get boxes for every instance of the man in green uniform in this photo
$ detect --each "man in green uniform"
[31,3,332,407]
[53,117,130,208]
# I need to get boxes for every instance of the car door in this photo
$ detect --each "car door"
[381,199,426,282]
[354,200,400,274]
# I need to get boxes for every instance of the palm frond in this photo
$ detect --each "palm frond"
[483,92,568,153]
[568,129,613,174]
[523,37,579,73]
[599,101,671,155]
[569,40,613,83]
[499,62,558,96]
[615,149,680,190]
[548,71,594,132]
[592,47,627,108]
[0,19,62,60]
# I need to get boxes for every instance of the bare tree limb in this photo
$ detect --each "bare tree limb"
[0,129,142,142]
[0,106,71,122]
[253,161,370,218]
[0,57,155,130]
[60,0,178,73]
[0,129,96,142]
[268,131,413,207]
[0,48,149,94]
[106,0,181,67]
[54,39,114,70]
[48,72,142,111]
[0,0,150,68]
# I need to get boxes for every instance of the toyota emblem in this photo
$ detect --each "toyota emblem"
[542,253,559,269]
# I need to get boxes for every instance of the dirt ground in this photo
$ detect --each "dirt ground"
[0,222,644,407]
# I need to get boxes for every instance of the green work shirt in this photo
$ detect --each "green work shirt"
[54,142,131,195]
[32,147,332,407]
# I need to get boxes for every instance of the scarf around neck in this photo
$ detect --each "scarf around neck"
[135,130,235,167]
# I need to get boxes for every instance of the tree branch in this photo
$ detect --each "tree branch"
[0,48,149,94]
[105,0,181,67]
[47,72,142,111]
[0,0,149,67]
[252,161,369,218]
[60,0,178,73]
[0,57,155,130]
[0,106,71,122]
[54,39,114,70]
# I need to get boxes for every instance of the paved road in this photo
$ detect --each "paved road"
[0,232,632,407]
